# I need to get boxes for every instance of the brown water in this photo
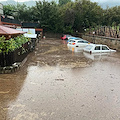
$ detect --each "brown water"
[0,39,120,120]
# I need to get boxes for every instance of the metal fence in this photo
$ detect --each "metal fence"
[1,16,21,25]
[22,22,39,28]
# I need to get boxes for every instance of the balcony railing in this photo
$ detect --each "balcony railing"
[1,16,21,25]
[22,22,39,28]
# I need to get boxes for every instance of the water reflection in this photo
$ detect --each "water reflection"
[0,71,27,120]
[83,52,111,60]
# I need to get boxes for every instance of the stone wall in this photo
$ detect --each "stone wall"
[82,34,120,51]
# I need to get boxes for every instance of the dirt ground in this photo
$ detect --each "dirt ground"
[0,38,120,120]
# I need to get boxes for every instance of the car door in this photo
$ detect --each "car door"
[77,40,87,48]
[93,45,101,53]
[101,45,110,53]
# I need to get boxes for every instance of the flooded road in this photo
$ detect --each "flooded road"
[0,39,120,120]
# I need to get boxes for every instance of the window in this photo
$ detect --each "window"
[85,45,93,50]
[83,41,88,43]
[77,41,84,43]
[102,46,109,50]
[69,40,75,42]
[95,46,100,50]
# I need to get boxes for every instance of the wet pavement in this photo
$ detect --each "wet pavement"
[0,38,120,120]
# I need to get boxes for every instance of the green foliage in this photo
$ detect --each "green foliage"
[3,0,120,33]
[3,4,16,16]
[0,36,6,53]
[0,35,30,54]
[63,26,74,34]
[59,0,71,6]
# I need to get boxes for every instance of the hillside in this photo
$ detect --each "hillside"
[1,0,120,8]
[0,0,37,7]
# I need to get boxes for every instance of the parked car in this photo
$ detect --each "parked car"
[83,44,116,54]
[67,37,82,43]
[67,39,90,49]
[67,46,83,52]
[61,34,72,40]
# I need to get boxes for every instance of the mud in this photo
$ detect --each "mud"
[0,38,120,120]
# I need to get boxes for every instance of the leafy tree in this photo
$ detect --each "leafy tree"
[34,0,61,32]
[15,3,32,21]
[103,6,120,26]
[3,0,113,33]
[3,4,16,16]
[59,0,71,6]
[72,0,103,32]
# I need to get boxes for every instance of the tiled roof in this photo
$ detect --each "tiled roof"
[0,25,25,35]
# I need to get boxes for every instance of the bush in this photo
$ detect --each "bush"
[0,35,31,54]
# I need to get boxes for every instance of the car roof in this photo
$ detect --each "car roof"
[69,38,83,40]
[75,39,88,41]
[86,44,108,47]
[69,39,88,42]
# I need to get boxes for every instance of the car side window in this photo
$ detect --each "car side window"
[77,41,83,43]
[83,41,88,43]
[102,46,109,50]
[95,46,100,50]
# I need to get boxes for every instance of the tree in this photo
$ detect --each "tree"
[3,4,16,16]
[73,0,103,32]
[103,6,120,26]
[59,0,71,6]
[3,0,108,33]
[33,0,61,32]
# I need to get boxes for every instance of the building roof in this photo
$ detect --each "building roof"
[0,25,25,35]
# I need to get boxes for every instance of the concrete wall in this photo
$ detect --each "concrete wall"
[82,34,120,51]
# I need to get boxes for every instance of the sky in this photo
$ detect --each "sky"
[0,0,39,2]
[0,0,109,1]
[0,0,120,8]
[0,0,118,3]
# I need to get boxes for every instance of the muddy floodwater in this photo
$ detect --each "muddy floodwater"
[0,39,120,120]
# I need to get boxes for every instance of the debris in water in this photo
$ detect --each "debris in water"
[55,79,64,81]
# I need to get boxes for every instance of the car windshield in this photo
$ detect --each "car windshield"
[68,37,77,40]
[69,40,75,42]
[85,45,93,50]
[77,40,88,43]
[66,35,72,37]
[77,41,84,43]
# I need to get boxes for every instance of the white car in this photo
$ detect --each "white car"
[83,44,116,54]
[67,39,90,49]
[67,46,84,52]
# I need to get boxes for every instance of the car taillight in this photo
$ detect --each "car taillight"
[72,43,75,45]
